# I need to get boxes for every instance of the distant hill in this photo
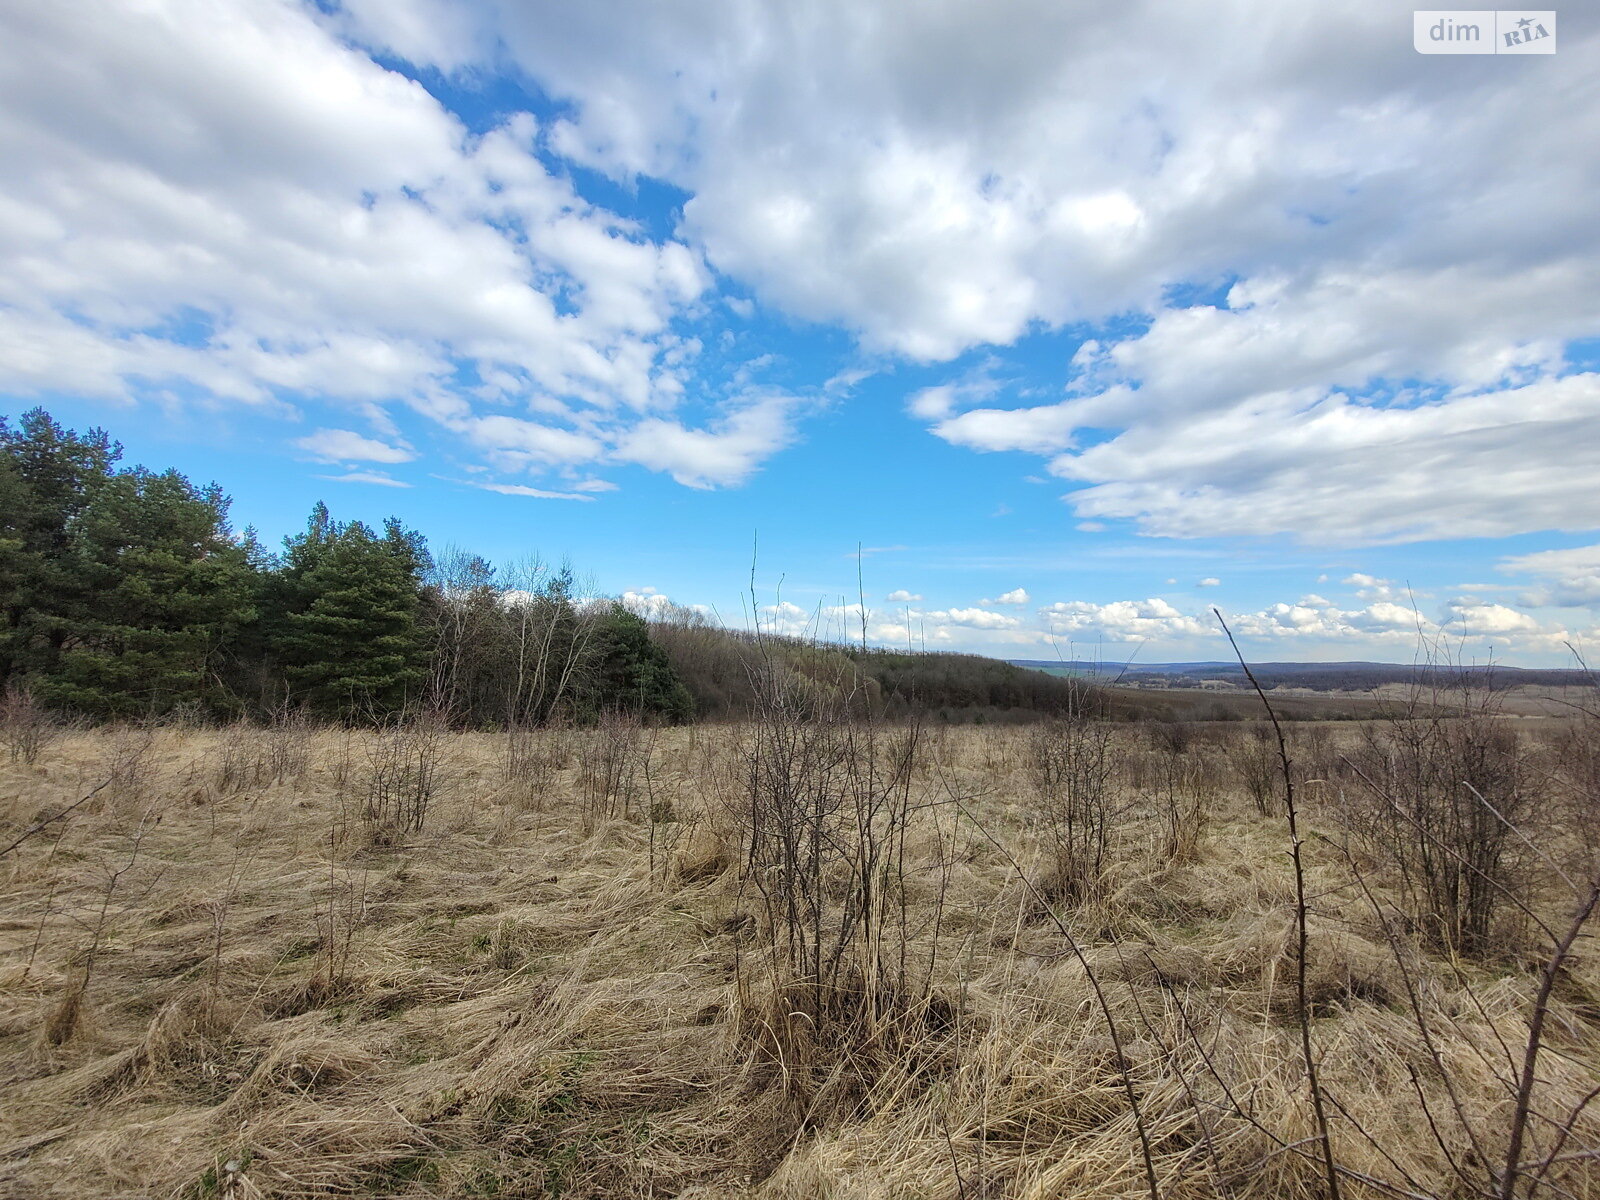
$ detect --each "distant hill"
[651,622,1121,724]
[645,618,1406,722]
[1010,658,1596,692]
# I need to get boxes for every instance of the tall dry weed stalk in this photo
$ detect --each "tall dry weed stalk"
[1217,611,1344,1200]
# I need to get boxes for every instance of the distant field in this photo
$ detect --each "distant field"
[1015,658,1596,693]
[1020,658,1597,723]
[1095,683,1403,723]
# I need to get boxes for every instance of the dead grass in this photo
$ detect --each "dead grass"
[0,721,1595,1198]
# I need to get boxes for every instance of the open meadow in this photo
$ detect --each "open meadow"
[2,700,1598,1200]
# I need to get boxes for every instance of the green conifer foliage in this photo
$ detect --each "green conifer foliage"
[584,603,695,723]
[279,520,428,719]
[0,410,121,688]
[46,469,257,717]
[1,411,256,716]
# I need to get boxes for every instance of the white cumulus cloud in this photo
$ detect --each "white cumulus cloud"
[614,395,802,488]
[981,588,1030,606]
[295,428,414,464]
[0,0,819,496]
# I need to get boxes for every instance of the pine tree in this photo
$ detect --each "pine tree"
[584,604,695,722]
[217,524,284,712]
[278,516,429,720]
[3,409,707,726]
[46,469,258,717]
[1,412,256,716]
[250,502,335,697]
[0,410,121,688]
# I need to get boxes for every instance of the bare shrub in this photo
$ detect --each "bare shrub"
[45,814,160,1045]
[1324,812,1600,1200]
[216,705,312,795]
[642,749,688,886]
[1232,720,1279,816]
[0,684,61,765]
[260,702,312,786]
[1550,703,1600,864]
[733,667,950,1112]
[1339,695,1539,958]
[213,720,262,795]
[94,724,157,810]
[328,727,356,794]
[1150,752,1212,866]
[160,699,209,735]
[1202,627,1600,1199]
[1294,719,1337,780]
[305,836,369,1005]
[1024,705,1117,902]
[1127,724,1220,868]
[1149,719,1196,755]
[360,715,446,845]
[577,711,645,828]
[499,721,570,810]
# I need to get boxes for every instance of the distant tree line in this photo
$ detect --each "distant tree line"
[0,409,691,724]
[2,408,1122,728]
[648,613,1112,724]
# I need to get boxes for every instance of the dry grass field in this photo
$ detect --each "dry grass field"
[2,706,1598,1199]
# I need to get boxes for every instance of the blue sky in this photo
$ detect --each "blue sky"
[3,2,1598,665]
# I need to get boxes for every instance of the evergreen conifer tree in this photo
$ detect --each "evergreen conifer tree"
[47,469,257,716]
[0,410,121,688]
[278,516,428,719]
[585,603,695,722]
[1,411,256,715]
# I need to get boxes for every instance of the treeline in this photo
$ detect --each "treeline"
[0,410,690,724]
[2,407,1112,728]
[650,618,1109,724]
[854,648,1113,722]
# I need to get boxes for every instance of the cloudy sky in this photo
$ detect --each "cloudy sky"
[3,1,1597,664]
